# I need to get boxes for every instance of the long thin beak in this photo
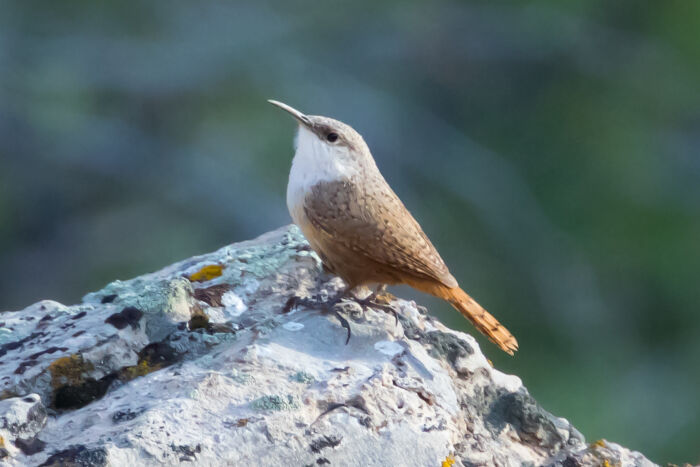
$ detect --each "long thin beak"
[267,99,312,127]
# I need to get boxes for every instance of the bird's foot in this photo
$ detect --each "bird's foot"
[284,291,353,345]
[355,288,399,327]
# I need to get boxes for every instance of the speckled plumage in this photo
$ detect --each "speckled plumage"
[302,178,456,290]
[273,101,518,355]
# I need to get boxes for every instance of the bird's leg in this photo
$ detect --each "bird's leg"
[360,284,388,304]
[285,286,354,345]
[355,284,399,326]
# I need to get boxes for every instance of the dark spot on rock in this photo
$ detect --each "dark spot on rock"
[112,408,144,423]
[316,458,331,465]
[39,445,108,467]
[14,360,40,374]
[206,322,236,334]
[118,342,181,382]
[424,330,473,367]
[396,314,422,340]
[72,330,86,337]
[563,456,581,467]
[71,311,87,320]
[486,390,564,452]
[105,307,143,330]
[14,436,46,455]
[39,314,53,322]
[101,294,118,304]
[310,435,342,453]
[171,443,201,462]
[193,284,230,307]
[139,342,179,367]
[357,416,371,427]
[0,448,8,459]
[283,296,298,314]
[53,374,118,410]
[188,308,209,331]
[5,341,21,351]
[29,346,68,360]
[23,396,36,403]
[0,332,47,358]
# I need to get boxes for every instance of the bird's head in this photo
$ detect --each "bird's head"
[268,100,372,176]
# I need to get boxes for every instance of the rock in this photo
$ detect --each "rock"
[0,225,657,466]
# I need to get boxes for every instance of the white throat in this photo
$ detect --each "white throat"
[286,125,357,222]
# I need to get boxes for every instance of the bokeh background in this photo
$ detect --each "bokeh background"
[1,1,698,463]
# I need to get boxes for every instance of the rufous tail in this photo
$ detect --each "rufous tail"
[437,285,518,355]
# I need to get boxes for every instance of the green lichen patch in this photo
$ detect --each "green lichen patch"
[289,371,315,384]
[250,394,298,411]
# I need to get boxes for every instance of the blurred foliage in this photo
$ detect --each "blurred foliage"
[1,1,699,463]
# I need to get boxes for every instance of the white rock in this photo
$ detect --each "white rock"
[0,225,657,466]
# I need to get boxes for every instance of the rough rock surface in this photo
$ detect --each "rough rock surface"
[0,225,656,466]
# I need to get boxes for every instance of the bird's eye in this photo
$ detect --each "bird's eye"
[326,132,339,143]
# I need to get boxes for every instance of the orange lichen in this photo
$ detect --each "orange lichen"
[188,264,224,282]
[441,455,455,467]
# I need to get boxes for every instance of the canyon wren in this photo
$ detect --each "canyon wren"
[269,100,518,355]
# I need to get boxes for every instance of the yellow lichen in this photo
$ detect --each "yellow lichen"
[48,354,94,388]
[120,359,155,381]
[441,455,455,467]
[119,350,173,382]
[0,435,5,448]
[188,264,224,282]
[602,460,611,467]
[591,439,606,448]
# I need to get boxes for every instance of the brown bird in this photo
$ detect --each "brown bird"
[269,100,518,355]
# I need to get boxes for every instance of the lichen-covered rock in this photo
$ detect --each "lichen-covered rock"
[0,225,656,466]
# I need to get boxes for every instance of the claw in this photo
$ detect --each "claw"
[356,296,399,327]
[286,291,354,344]
[332,308,352,345]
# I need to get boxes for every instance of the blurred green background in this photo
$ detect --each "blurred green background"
[1,1,698,463]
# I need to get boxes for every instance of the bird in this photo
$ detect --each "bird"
[269,99,518,355]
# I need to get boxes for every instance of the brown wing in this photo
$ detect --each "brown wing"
[304,179,457,288]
